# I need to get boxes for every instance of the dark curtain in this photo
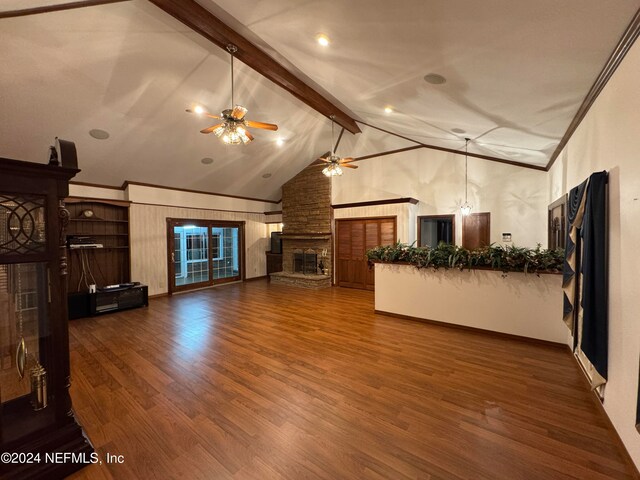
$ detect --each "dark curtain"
[437,220,453,244]
[562,171,608,386]
[580,171,608,381]
[562,178,588,331]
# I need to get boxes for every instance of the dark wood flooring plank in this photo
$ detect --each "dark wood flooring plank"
[67,280,634,479]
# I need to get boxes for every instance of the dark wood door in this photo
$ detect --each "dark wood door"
[336,217,396,290]
[462,212,490,250]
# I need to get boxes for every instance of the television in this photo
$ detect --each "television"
[270,231,283,254]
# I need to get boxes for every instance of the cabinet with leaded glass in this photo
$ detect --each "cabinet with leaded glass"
[0,147,93,479]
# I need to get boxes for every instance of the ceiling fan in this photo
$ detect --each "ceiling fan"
[316,115,358,176]
[187,44,278,145]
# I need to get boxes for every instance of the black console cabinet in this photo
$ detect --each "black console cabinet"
[68,285,148,319]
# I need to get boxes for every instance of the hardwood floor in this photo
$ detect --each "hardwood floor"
[67,280,634,479]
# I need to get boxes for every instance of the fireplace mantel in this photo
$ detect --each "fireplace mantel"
[281,233,332,240]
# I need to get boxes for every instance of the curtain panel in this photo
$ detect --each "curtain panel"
[562,171,608,390]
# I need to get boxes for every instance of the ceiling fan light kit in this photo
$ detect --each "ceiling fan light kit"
[319,115,357,177]
[187,44,278,145]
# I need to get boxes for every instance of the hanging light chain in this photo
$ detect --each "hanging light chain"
[464,138,469,202]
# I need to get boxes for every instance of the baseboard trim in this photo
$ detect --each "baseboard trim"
[568,353,640,479]
[148,292,168,299]
[245,275,268,282]
[374,310,567,349]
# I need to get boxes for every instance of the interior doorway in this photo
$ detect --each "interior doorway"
[462,212,490,250]
[417,215,455,247]
[167,219,244,294]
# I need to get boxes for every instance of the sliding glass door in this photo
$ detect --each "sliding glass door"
[168,219,244,293]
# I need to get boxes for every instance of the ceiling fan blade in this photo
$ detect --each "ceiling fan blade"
[185,108,220,120]
[200,123,223,134]
[316,157,331,163]
[246,120,279,131]
[340,157,356,163]
[231,105,248,120]
[244,130,254,142]
[342,164,358,169]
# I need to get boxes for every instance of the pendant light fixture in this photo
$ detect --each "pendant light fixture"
[318,115,358,177]
[460,138,472,216]
[218,45,249,145]
[187,44,278,144]
[323,118,342,177]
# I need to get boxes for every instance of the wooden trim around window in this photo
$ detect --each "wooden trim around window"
[167,218,246,294]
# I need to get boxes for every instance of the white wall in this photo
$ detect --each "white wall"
[376,263,569,344]
[129,204,267,295]
[332,148,548,248]
[68,183,273,295]
[548,38,640,469]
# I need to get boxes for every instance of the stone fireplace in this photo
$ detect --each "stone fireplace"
[293,249,318,274]
[270,164,332,289]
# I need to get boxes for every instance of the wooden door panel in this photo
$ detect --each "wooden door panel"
[336,217,396,290]
[462,213,490,250]
[380,220,395,245]
[365,222,380,250]
[351,222,364,260]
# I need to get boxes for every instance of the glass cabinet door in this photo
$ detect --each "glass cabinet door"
[0,193,51,444]
[0,262,51,443]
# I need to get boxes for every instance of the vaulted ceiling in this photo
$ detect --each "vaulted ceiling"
[0,0,638,201]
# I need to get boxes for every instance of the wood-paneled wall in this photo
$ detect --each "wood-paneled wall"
[129,204,267,296]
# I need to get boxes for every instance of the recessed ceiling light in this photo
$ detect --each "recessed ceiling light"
[194,105,205,115]
[201,157,214,165]
[276,138,285,147]
[262,173,272,179]
[89,129,110,140]
[316,34,330,47]
[424,73,447,85]
[384,106,393,114]
[452,128,466,134]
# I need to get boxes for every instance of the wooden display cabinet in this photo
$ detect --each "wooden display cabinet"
[0,154,93,479]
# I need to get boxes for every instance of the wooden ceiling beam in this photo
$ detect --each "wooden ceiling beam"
[148,0,361,134]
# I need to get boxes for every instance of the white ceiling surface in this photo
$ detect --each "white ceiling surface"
[1,1,638,201]
[1,0,399,200]
[204,0,639,167]
[0,0,76,11]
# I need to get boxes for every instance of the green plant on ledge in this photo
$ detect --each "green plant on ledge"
[366,241,564,276]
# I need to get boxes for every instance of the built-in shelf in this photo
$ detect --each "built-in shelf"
[80,233,129,236]
[70,218,129,223]
[65,200,130,293]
